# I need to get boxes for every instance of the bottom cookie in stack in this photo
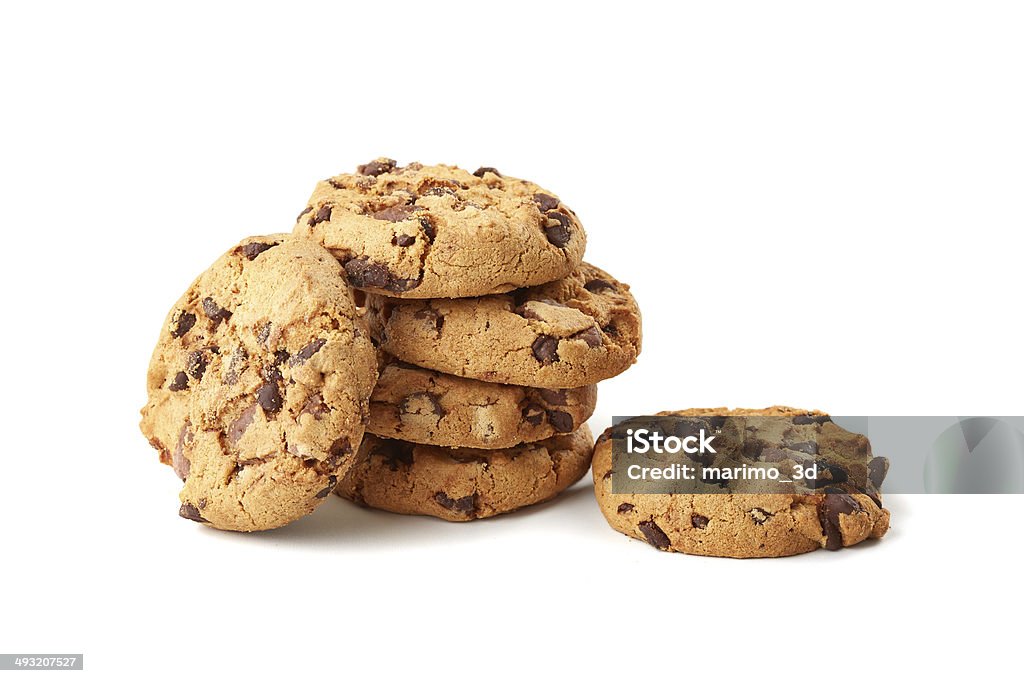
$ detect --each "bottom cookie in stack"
[336,426,594,521]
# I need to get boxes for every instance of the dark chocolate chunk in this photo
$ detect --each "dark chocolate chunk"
[691,514,709,529]
[617,503,635,514]
[202,297,232,322]
[786,441,819,456]
[538,388,568,405]
[225,346,248,385]
[315,475,338,499]
[750,507,774,525]
[309,204,332,226]
[473,167,502,177]
[179,502,208,523]
[531,335,560,364]
[240,242,276,261]
[357,158,397,176]
[168,371,189,392]
[296,206,313,221]
[533,193,560,211]
[547,410,574,433]
[171,311,196,338]
[434,492,476,515]
[793,414,832,425]
[373,204,418,222]
[818,492,861,551]
[375,441,414,471]
[290,339,326,366]
[419,216,436,241]
[343,257,419,292]
[868,457,889,489]
[638,520,671,549]
[571,326,603,348]
[256,382,283,413]
[186,350,207,380]
[394,234,416,247]
[584,278,616,293]
[543,211,572,248]
[522,403,545,426]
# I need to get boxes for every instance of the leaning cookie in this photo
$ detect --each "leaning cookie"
[592,407,891,558]
[369,356,597,449]
[140,235,378,532]
[294,159,586,299]
[336,426,594,521]
[365,263,641,389]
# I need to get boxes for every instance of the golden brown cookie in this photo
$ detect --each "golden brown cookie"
[337,426,594,521]
[592,407,891,558]
[140,235,378,532]
[365,263,641,389]
[293,159,586,299]
[368,356,597,449]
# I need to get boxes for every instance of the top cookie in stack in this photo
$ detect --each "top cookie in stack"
[294,159,642,521]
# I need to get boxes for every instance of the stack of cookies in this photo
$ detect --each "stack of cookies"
[295,159,643,521]
[141,159,641,531]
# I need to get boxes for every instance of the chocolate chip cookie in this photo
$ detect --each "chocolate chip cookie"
[140,235,378,532]
[369,356,597,449]
[293,159,586,299]
[365,263,641,389]
[592,407,891,558]
[336,426,594,521]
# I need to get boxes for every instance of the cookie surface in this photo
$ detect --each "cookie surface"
[365,263,641,389]
[337,426,594,521]
[140,235,378,532]
[592,407,891,558]
[293,159,586,299]
[369,356,597,449]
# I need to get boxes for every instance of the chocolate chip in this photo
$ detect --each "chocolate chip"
[343,257,419,292]
[375,441,414,470]
[522,403,545,426]
[786,441,819,455]
[414,308,444,336]
[584,278,616,293]
[543,211,572,248]
[419,216,436,241]
[473,167,501,177]
[514,303,545,321]
[179,502,207,523]
[750,507,774,525]
[533,193,560,211]
[793,414,832,425]
[186,350,207,380]
[228,403,258,445]
[394,234,415,247]
[171,311,196,338]
[256,382,283,413]
[225,346,247,385]
[818,492,861,551]
[373,204,417,222]
[571,326,603,348]
[638,520,671,549]
[315,475,338,499]
[617,503,635,514]
[309,204,332,226]
[434,492,476,514]
[601,323,618,337]
[290,339,326,366]
[548,410,574,433]
[297,206,313,221]
[202,297,231,322]
[168,371,188,391]
[240,242,276,261]
[868,457,889,489]
[172,423,192,480]
[531,335,560,364]
[691,514,709,529]
[538,389,568,406]
[357,158,397,176]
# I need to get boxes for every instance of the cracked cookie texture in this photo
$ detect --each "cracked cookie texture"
[592,407,891,558]
[336,426,594,521]
[140,235,378,532]
[293,159,586,299]
[368,355,597,449]
[365,263,641,389]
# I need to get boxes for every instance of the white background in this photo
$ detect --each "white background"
[1,1,1022,680]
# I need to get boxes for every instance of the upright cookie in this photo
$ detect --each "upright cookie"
[140,235,378,532]
[369,356,597,449]
[592,407,891,558]
[293,159,586,299]
[337,426,594,521]
[365,263,641,389]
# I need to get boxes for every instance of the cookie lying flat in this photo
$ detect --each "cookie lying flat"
[293,159,586,299]
[140,235,377,532]
[336,426,594,521]
[365,263,641,389]
[368,356,597,449]
[592,407,891,558]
